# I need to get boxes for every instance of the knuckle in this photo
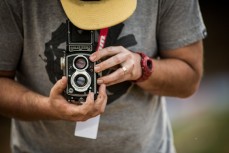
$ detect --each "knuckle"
[97,109,104,115]
[99,93,107,99]
[113,56,121,63]
[85,98,94,106]
[97,94,103,100]
[94,107,100,113]
[79,109,87,116]
[94,52,101,60]
[129,61,135,69]
[102,76,111,84]
[94,104,101,115]
[88,99,95,106]
[126,53,132,58]
[99,62,107,71]
[99,108,105,114]
[101,92,108,100]
[118,46,125,51]
[107,46,115,52]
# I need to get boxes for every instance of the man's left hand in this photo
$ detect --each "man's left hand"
[90,46,142,86]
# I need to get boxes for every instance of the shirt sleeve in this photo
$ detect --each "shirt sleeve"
[157,0,207,51]
[0,0,23,71]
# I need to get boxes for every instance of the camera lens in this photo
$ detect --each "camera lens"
[70,71,91,92]
[74,56,87,69]
[75,75,87,87]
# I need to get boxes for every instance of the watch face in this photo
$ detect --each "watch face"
[146,58,153,71]
[135,52,153,82]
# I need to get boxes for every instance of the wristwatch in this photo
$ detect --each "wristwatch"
[134,52,153,82]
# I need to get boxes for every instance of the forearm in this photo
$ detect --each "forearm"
[0,76,108,122]
[89,41,203,98]
[0,77,56,121]
[137,58,202,98]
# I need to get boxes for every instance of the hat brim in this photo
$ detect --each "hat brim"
[60,0,137,30]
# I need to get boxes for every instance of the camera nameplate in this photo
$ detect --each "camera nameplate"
[69,45,93,52]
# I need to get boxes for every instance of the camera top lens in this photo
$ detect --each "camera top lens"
[74,56,88,70]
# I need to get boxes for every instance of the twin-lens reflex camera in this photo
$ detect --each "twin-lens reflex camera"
[61,20,99,103]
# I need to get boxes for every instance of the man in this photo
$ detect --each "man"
[0,0,206,153]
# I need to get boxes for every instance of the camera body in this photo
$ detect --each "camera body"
[61,20,98,103]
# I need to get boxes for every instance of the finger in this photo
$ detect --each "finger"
[81,87,106,119]
[81,92,94,111]
[106,77,127,86]
[97,84,107,101]
[94,84,107,114]
[90,46,123,62]
[97,65,133,85]
[50,76,67,97]
[85,91,94,105]
[69,92,94,120]
[94,53,126,73]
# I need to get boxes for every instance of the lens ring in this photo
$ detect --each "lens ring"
[70,71,91,92]
[73,55,88,70]
[74,75,87,87]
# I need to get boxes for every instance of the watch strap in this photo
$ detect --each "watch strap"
[134,52,153,83]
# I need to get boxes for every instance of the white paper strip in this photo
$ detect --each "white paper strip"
[74,115,100,139]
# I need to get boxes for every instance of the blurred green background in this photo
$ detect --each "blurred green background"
[0,0,229,153]
[167,0,229,153]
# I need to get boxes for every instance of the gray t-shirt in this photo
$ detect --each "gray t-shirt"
[0,0,206,153]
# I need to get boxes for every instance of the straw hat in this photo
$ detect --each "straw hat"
[60,0,137,30]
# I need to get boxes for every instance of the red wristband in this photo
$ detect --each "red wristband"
[134,52,153,83]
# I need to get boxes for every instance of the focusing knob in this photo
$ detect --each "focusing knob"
[78,97,85,103]
[60,57,65,70]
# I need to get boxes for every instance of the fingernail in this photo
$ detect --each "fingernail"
[90,54,96,61]
[97,79,103,84]
[61,76,66,84]
[94,65,100,72]
[90,92,94,100]
[101,84,106,91]
[62,76,67,80]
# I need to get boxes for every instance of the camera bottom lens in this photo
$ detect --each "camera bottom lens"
[70,71,92,92]
[75,75,87,87]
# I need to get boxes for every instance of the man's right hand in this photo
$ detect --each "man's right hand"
[49,76,107,122]
[0,71,107,121]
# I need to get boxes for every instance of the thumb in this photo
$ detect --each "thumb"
[50,76,67,97]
